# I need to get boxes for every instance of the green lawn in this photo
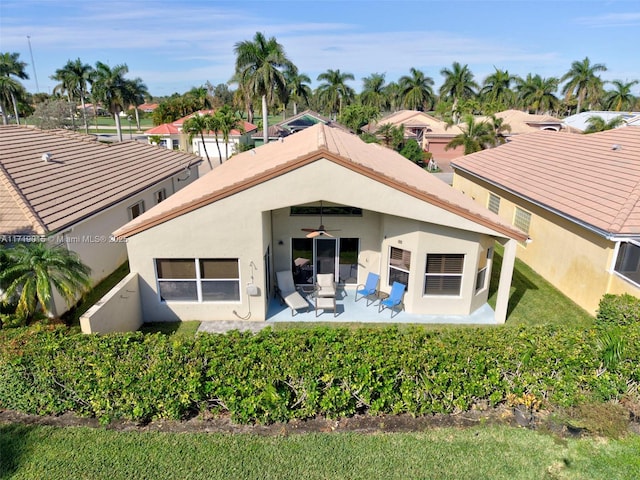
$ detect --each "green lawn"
[1,423,638,479]
[487,248,594,327]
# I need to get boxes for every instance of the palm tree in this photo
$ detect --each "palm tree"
[283,65,311,118]
[439,62,479,122]
[384,81,402,112]
[561,57,607,114]
[316,69,355,119]
[481,67,517,108]
[234,32,293,145]
[375,123,404,150]
[50,58,95,133]
[91,62,130,141]
[361,73,389,111]
[515,74,560,114]
[445,114,493,154]
[126,77,150,131]
[185,86,212,111]
[215,105,245,161]
[0,242,91,321]
[0,52,29,125]
[603,79,639,111]
[182,113,215,169]
[0,75,24,125]
[398,68,435,111]
[584,115,625,133]
[486,114,511,146]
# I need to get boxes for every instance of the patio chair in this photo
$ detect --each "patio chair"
[378,281,406,318]
[355,272,380,306]
[275,270,309,316]
[314,273,336,298]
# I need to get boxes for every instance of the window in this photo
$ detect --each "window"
[154,189,167,204]
[172,139,180,150]
[156,258,240,302]
[513,207,532,234]
[290,205,362,216]
[487,193,501,214]
[389,247,411,287]
[614,242,640,286]
[475,247,493,294]
[128,200,145,219]
[424,254,464,296]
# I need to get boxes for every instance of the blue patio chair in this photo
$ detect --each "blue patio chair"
[378,282,406,318]
[355,272,380,306]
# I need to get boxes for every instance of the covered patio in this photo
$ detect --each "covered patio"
[265,286,497,325]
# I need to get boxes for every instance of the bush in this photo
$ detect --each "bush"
[596,294,640,326]
[1,325,639,425]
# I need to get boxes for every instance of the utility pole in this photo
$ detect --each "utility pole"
[26,36,40,92]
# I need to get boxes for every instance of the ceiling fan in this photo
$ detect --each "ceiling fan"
[301,201,340,238]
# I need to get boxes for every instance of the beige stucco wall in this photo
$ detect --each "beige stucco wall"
[80,272,143,334]
[47,168,198,316]
[453,171,625,315]
[126,159,508,322]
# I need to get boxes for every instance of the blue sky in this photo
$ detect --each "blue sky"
[2,0,639,98]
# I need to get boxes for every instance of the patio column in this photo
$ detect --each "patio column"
[494,238,517,324]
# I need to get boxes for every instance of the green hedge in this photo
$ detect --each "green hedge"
[597,294,640,326]
[1,324,639,424]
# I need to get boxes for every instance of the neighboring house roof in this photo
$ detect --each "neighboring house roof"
[0,125,201,235]
[562,111,640,132]
[149,110,257,137]
[114,123,526,242]
[451,126,640,237]
[476,109,567,134]
[138,103,159,112]
[363,110,463,136]
[146,123,181,135]
[250,110,342,140]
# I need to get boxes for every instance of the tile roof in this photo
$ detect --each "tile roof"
[476,109,565,134]
[563,111,640,132]
[0,125,201,234]
[114,123,526,242]
[145,123,181,135]
[363,110,462,136]
[451,126,640,236]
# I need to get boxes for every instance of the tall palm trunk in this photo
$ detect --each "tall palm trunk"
[80,95,89,134]
[213,133,223,164]
[10,92,20,125]
[262,94,269,144]
[114,113,123,142]
[199,132,213,170]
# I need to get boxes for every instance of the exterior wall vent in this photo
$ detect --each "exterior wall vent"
[42,152,52,162]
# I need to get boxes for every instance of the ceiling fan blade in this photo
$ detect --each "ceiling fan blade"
[301,228,317,232]
[306,230,322,238]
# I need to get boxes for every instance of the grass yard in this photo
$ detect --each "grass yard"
[1,423,638,480]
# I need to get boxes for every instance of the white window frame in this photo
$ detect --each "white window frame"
[388,246,411,288]
[128,200,145,220]
[613,241,640,288]
[424,254,465,297]
[154,188,167,204]
[155,258,241,303]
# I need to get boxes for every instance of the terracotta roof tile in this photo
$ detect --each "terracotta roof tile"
[114,123,526,242]
[451,126,640,236]
[0,125,201,234]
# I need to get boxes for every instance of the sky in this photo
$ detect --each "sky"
[2,0,640,99]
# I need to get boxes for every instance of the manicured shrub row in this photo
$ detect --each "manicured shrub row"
[597,293,640,326]
[1,324,639,424]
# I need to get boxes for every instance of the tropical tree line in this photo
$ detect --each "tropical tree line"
[2,34,640,143]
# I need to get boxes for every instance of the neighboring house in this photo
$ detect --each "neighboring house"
[451,126,640,315]
[146,110,258,171]
[362,110,464,173]
[251,110,343,147]
[563,111,640,132]
[103,123,526,332]
[476,109,570,135]
[137,103,159,113]
[0,125,201,315]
